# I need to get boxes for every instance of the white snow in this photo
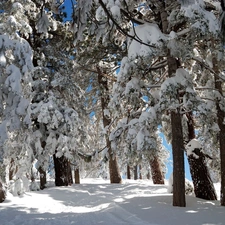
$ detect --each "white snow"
[127,23,166,59]
[0,178,223,225]
[0,51,6,66]
[110,5,121,20]
[186,139,202,158]
[181,2,219,34]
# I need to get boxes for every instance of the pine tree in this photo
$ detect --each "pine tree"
[0,0,89,190]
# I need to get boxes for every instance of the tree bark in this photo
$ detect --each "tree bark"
[53,154,73,186]
[68,164,73,185]
[213,57,225,206]
[147,171,150,180]
[97,67,122,184]
[171,110,186,207]
[188,153,217,200]
[186,112,217,200]
[167,55,186,207]
[149,156,164,184]
[134,165,138,180]
[217,100,225,205]
[127,165,131,179]
[74,167,80,184]
[9,158,17,181]
[38,167,46,190]
[139,165,142,180]
[108,150,122,183]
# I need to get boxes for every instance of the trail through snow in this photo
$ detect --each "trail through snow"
[0,178,224,225]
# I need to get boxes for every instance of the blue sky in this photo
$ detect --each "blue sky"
[161,134,192,180]
[62,0,75,21]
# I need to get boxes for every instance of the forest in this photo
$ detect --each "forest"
[0,0,225,210]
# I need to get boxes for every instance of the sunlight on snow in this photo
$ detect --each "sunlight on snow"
[186,210,198,213]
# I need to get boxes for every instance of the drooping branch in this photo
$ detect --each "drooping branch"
[98,0,156,48]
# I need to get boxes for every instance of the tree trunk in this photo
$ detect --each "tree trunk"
[9,158,17,181]
[68,164,73,185]
[213,56,225,206]
[97,67,122,184]
[171,110,186,207]
[186,112,217,200]
[127,165,131,179]
[188,154,217,200]
[31,167,35,182]
[217,103,225,205]
[53,154,73,186]
[134,165,138,180]
[38,167,46,190]
[0,180,6,203]
[149,156,164,184]
[139,165,142,180]
[158,0,186,207]
[168,55,186,207]
[108,151,121,183]
[74,167,80,184]
[147,171,150,180]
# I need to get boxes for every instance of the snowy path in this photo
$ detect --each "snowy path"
[0,179,224,225]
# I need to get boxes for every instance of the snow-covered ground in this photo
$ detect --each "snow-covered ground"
[0,179,224,225]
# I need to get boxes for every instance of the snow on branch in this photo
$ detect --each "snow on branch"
[98,0,156,48]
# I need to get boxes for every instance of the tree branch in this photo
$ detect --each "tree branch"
[98,0,156,48]
[120,8,144,25]
[192,56,225,82]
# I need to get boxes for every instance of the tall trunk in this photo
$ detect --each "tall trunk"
[97,67,122,184]
[213,56,225,206]
[168,55,186,207]
[127,165,131,179]
[158,0,186,207]
[149,156,164,184]
[38,167,46,190]
[134,165,138,180]
[53,154,73,186]
[171,110,186,207]
[217,95,225,206]
[186,112,217,200]
[74,167,80,184]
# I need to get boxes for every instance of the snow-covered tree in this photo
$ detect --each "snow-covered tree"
[0,2,33,189]
[73,0,225,206]
[0,0,90,191]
